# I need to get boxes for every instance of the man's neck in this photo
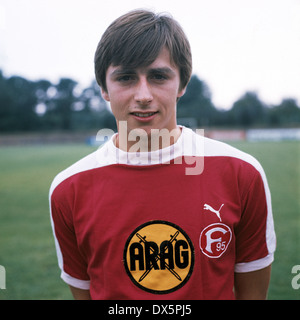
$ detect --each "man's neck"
[115,126,182,152]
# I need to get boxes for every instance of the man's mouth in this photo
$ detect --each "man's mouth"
[130,111,158,118]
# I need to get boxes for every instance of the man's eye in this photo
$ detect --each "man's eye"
[152,74,167,81]
[117,75,134,82]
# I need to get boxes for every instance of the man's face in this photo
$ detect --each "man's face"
[101,48,186,149]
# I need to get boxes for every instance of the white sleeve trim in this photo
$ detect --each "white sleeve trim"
[234,253,274,273]
[204,134,276,258]
[61,271,90,290]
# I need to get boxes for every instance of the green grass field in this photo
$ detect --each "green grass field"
[0,140,299,300]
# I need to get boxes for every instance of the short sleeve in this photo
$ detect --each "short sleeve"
[50,184,90,289]
[234,167,276,273]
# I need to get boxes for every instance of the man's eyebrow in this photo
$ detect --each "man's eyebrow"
[148,67,176,75]
[109,67,176,78]
[110,68,136,77]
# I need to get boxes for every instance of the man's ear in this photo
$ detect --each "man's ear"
[177,86,187,99]
[101,88,110,102]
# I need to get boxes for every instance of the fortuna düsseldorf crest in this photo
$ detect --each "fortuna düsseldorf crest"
[199,223,232,258]
[123,220,194,294]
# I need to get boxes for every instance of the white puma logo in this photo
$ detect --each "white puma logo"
[203,204,224,222]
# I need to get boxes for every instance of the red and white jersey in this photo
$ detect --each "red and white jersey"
[49,126,276,299]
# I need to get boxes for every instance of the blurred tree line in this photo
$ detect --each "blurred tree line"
[0,70,116,132]
[0,70,299,132]
[177,75,300,128]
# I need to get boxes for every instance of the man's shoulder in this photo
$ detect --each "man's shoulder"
[49,150,99,197]
[49,136,117,197]
[202,135,263,173]
[180,126,264,175]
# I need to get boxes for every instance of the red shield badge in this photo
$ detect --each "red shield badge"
[200,223,232,258]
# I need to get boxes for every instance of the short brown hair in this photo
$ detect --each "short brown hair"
[94,9,192,92]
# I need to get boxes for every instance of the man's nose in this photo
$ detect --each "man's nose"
[134,78,153,105]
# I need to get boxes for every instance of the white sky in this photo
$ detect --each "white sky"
[0,0,299,109]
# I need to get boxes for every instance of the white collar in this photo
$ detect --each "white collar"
[101,126,204,166]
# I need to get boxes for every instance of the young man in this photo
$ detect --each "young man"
[49,10,276,300]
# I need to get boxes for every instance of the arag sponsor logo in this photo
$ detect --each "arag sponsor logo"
[123,220,194,294]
